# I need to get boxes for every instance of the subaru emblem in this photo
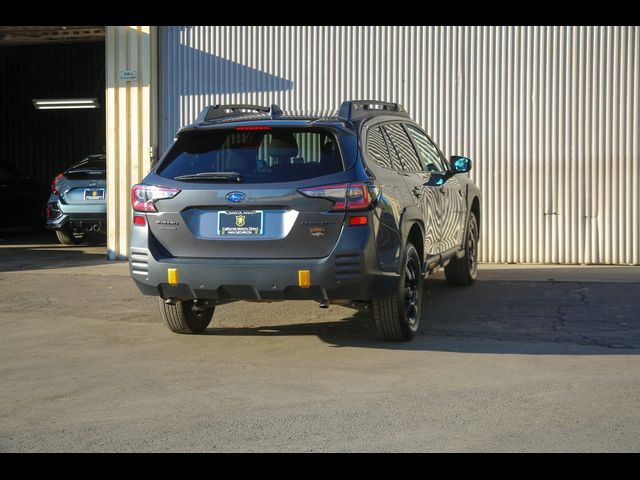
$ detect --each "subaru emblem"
[225,191,246,204]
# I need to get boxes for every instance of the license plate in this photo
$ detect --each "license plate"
[84,188,105,200]
[218,210,263,236]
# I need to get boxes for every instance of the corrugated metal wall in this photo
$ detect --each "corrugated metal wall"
[0,42,105,183]
[159,26,639,265]
[106,26,157,260]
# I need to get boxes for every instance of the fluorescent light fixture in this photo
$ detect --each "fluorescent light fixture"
[37,105,98,110]
[33,98,100,110]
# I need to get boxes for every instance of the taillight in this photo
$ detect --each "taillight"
[51,173,64,195]
[131,184,181,212]
[297,182,373,212]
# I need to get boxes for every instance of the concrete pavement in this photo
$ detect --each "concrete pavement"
[1,232,639,452]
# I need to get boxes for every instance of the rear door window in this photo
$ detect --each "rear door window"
[383,123,423,172]
[156,128,343,183]
[366,127,395,170]
[380,128,404,171]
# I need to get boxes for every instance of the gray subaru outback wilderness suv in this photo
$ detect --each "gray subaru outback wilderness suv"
[129,101,481,341]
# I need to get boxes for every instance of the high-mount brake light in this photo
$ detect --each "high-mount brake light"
[131,184,181,212]
[297,182,372,212]
[234,126,272,131]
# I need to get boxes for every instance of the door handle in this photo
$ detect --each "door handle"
[412,186,422,197]
[439,187,446,195]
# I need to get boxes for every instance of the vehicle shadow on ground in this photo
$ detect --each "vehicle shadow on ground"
[0,230,107,272]
[206,277,640,355]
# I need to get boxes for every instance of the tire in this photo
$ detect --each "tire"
[158,298,214,334]
[445,211,479,286]
[372,242,422,341]
[55,227,82,245]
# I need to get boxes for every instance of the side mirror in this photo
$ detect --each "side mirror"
[450,155,472,173]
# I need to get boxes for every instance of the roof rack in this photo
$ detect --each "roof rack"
[338,100,409,122]
[195,104,284,123]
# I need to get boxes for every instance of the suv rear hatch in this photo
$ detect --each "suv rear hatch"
[58,159,106,205]
[144,125,358,259]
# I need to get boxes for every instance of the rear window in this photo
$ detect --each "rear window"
[67,158,106,172]
[157,128,344,183]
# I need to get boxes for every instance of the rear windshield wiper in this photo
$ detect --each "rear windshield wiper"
[174,172,244,182]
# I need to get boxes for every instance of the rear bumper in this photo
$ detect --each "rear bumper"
[46,212,106,231]
[129,225,400,302]
[131,254,399,302]
[46,196,107,230]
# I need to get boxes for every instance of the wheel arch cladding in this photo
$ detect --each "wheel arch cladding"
[407,223,424,264]
[471,197,480,236]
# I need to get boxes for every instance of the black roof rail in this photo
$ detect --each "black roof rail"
[338,100,409,122]
[195,104,284,123]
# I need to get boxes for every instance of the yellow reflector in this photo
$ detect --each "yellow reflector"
[298,270,311,288]
[167,268,178,286]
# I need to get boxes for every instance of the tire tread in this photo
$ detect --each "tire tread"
[55,228,81,245]
[371,243,420,342]
[158,298,213,334]
[445,213,478,286]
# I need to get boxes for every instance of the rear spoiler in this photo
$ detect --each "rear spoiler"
[195,104,284,123]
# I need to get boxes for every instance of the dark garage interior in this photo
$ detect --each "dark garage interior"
[0,26,105,234]
[0,28,105,184]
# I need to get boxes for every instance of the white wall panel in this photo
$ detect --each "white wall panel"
[106,26,157,260]
[160,26,639,264]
